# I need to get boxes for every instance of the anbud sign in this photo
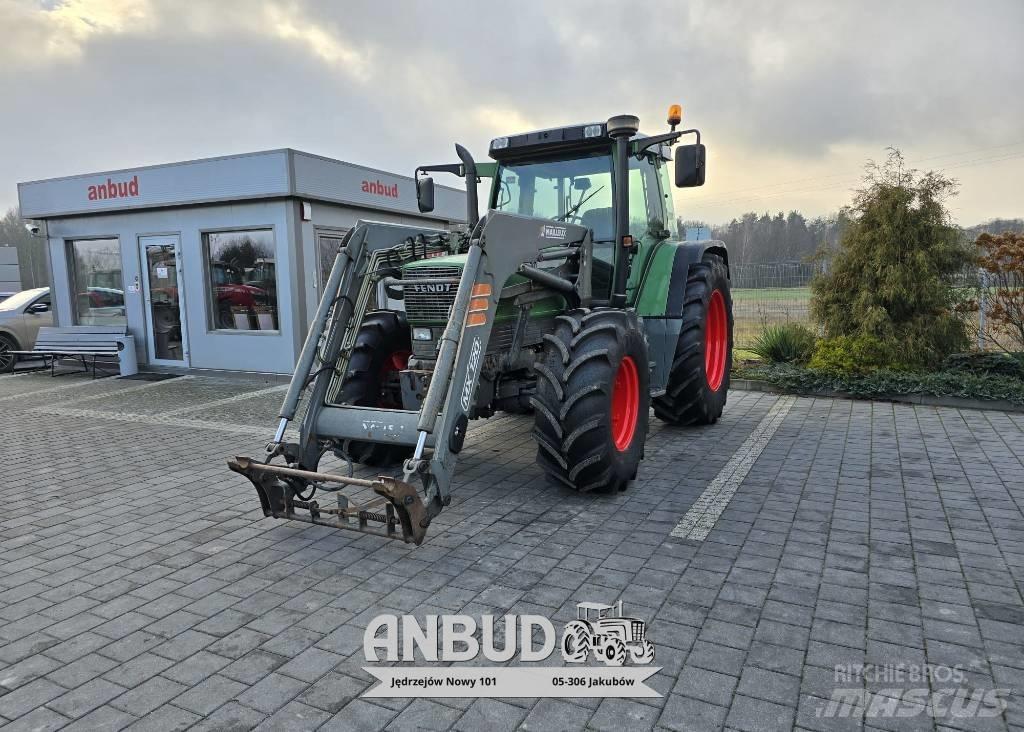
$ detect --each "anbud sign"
[361,179,400,198]
[87,175,139,201]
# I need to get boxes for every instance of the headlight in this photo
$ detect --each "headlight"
[412,327,433,341]
[491,137,509,150]
[584,124,603,138]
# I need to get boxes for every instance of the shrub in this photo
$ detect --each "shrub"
[808,334,900,375]
[941,352,1024,379]
[810,149,972,368]
[750,324,817,364]
[974,231,1024,351]
[736,362,1024,405]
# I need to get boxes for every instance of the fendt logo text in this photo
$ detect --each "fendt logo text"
[411,282,453,294]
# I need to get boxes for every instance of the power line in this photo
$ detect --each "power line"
[688,149,1024,211]
[685,140,1024,207]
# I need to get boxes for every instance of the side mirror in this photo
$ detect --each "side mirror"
[28,302,50,314]
[416,176,435,213]
[675,143,706,188]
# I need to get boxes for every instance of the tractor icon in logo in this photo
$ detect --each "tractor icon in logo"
[561,601,655,665]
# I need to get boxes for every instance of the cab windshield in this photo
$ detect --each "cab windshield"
[493,153,615,241]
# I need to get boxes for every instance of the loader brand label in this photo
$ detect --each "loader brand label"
[459,336,483,411]
[540,224,568,239]
[360,601,660,699]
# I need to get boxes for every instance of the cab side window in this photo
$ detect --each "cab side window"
[628,154,666,238]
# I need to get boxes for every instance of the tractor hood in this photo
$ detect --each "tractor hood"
[401,253,469,272]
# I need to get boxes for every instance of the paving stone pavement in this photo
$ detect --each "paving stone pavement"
[1,370,1022,731]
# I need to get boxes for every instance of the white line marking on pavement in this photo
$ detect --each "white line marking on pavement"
[30,403,293,438]
[59,375,196,406]
[160,383,288,416]
[0,374,188,404]
[670,395,796,542]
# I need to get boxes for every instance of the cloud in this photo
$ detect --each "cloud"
[0,0,1021,223]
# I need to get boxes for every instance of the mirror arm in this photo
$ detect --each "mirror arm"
[631,128,701,157]
[415,163,463,178]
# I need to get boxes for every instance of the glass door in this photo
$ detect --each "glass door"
[139,235,188,366]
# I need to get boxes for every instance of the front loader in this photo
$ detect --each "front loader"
[229,106,734,545]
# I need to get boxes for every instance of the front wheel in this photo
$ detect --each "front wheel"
[0,334,17,373]
[336,311,413,466]
[630,640,655,664]
[600,638,627,666]
[532,308,650,493]
[654,253,733,425]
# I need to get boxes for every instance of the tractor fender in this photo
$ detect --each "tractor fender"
[664,240,729,317]
[638,239,728,394]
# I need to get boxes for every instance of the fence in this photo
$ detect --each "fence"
[729,262,1013,352]
[730,262,820,349]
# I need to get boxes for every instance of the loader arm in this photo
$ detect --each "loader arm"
[229,213,589,544]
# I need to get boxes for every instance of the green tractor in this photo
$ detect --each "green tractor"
[229,107,733,545]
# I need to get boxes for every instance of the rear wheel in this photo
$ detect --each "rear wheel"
[561,621,592,663]
[654,254,733,425]
[337,311,413,466]
[0,334,17,373]
[532,308,649,492]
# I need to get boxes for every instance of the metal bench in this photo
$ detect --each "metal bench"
[12,326,137,378]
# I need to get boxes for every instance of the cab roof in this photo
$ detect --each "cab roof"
[489,122,667,162]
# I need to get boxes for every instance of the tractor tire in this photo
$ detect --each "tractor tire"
[561,621,592,663]
[630,640,655,664]
[0,334,17,373]
[600,638,627,666]
[336,311,413,467]
[653,254,733,425]
[532,309,650,493]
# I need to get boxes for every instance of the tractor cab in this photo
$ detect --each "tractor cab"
[575,600,623,622]
[415,110,706,308]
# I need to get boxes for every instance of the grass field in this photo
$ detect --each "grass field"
[731,286,814,347]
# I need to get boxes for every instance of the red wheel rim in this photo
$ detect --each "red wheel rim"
[705,290,727,391]
[610,356,639,452]
[382,351,411,375]
[378,351,410,407]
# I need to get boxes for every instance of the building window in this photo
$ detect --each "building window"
[68,238,126,325]
[316,230,349,290]
[203,229,278,331]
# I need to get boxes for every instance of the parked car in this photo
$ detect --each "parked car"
[0,292,16,303]
[0,287,52,372]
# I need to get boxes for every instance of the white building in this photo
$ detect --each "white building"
[18,149,465,373]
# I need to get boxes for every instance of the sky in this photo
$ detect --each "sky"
[1,0,1022,226]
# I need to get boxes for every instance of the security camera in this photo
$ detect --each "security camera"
[24,223,40,235]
